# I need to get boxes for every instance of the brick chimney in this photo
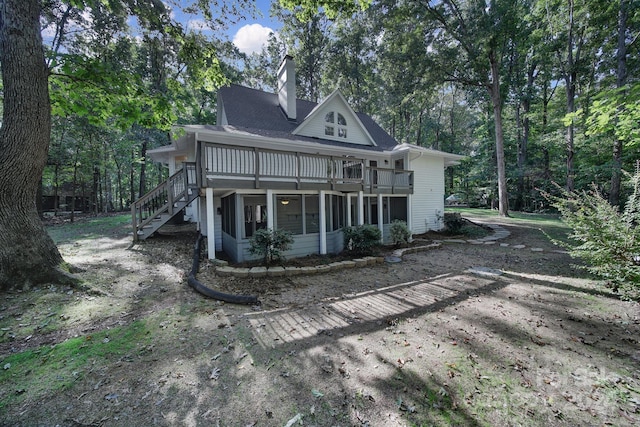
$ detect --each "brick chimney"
[277,55,296,121]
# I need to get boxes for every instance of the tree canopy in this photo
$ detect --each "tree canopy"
[0,0,638,289]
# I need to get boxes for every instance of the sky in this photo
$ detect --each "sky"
[178,0,281,55]
[40,1,282,56]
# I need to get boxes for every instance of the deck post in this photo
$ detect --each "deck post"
[377,193,384,243]
[319,190,327,255]
[206,187,216,260]
[346,193,352,227]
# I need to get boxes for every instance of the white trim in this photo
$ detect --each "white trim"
[266,189,274,230]
[206,188,216,260]
[292,90,377,146]
[319,190,327,255]
[357,191,364,225]
[346,194,352,227]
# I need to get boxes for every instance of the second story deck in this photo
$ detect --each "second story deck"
[198,142,413,194]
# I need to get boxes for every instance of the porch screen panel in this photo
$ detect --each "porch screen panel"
[304,195,319,234]
[221,194,236,238]
[276,195,302,234]
[332,195,345,230]
[390,197,408,222]
[243,195,267,238]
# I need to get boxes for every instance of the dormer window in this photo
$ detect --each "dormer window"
[325,111,347,138]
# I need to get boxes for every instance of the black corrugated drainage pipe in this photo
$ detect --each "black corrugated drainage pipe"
[187,234,260,305]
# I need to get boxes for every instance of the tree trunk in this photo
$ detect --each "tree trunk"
[565,74,576,191]
[0,0,75,289]
[489,50,509,217]
[609,0,628,206]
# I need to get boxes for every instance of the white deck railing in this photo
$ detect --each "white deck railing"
[201,142,412,193]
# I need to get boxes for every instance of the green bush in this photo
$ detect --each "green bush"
[343,224,381,255]
[390,220,411,246]
[543,171,640,301]
[443,212,466,234]
[248,228,294,266]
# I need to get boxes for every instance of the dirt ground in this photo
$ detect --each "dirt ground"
[1,215,639,426]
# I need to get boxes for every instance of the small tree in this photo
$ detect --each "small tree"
[343,224,381,255]
[248,228,294,266]
[390,220,411,247]
[543,169,640,301]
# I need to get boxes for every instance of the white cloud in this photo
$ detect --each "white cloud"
[233,23,275,55]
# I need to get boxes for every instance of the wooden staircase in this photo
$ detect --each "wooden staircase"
[132,163,199,241]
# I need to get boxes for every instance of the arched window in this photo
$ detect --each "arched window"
[325,111,347,138]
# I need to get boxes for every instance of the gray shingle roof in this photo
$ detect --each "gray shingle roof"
[218,84,399,152]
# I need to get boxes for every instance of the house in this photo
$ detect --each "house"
[133,56,464,263]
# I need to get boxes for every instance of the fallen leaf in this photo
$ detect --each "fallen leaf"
[210,367,221,380]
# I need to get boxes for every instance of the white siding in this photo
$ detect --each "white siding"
[409,155,446,234]
[296,102,372,146]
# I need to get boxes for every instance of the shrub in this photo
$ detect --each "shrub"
[248,228,294,266]
[343,224,381,255]
[390,220,411,246]
[443,212,466,234]
[543,171,640,301]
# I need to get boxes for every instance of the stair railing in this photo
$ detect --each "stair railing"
[131,163,197,240]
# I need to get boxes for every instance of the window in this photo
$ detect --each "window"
[325,111,348,138]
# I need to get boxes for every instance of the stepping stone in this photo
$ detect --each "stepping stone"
[512,245,526,249]
[500,243,510,247]
[467,266,503,277]
[443,239,467,243]
[530,248,544,252]
[384,256,402,263]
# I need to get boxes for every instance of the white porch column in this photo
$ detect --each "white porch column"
[266,189,274,230]
[319,191,327,254]
[377,193,384,242]
[357,191,364,225]
[205,187,216,260]
[346,194,352,227]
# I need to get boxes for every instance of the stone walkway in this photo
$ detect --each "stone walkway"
[238,218,566,346]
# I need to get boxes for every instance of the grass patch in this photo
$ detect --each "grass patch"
[46,214,131,245]
[0,320,149,409]
[447,207,570,244]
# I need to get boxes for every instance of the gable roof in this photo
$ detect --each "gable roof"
[292,89,377,147]
[217,84,398,152]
